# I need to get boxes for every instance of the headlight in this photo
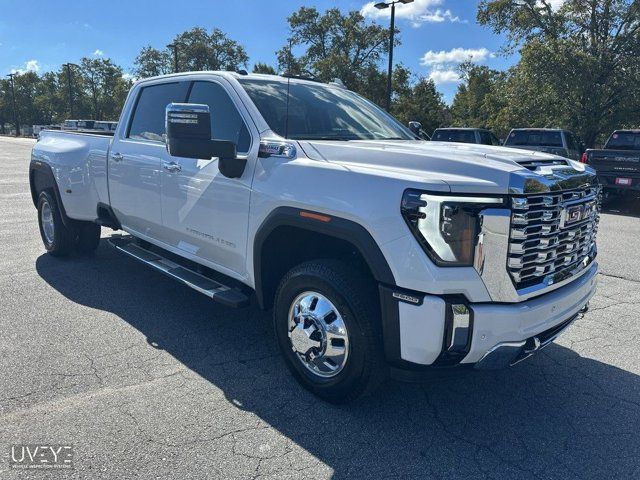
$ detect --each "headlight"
[401,190,506,266]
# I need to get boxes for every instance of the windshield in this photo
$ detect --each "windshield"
[238,78,415,141]
[505,130,563,147]
[606,131,640,150]
[432,129,477,144]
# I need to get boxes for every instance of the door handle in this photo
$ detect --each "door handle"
[111,153,123,162]
[163,161,182,173]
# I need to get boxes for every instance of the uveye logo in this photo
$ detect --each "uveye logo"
[9,444,73,470]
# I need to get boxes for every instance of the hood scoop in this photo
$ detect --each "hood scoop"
[515,157,569,171]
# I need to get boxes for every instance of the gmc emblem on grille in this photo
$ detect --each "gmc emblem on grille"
[560,204,589,228]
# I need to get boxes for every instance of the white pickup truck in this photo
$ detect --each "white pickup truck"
[30,72,600,402]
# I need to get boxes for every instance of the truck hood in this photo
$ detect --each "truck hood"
[298,140,564,194]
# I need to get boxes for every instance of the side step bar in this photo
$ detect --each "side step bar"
[109,236,250,308]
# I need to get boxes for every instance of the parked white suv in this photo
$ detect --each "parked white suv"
[29,72,599,402]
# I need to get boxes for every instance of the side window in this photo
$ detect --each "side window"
[188,81,251,153]
[128,82,189,142]
[479,131,491,145]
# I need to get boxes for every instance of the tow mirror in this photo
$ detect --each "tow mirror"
[165,103,245,178]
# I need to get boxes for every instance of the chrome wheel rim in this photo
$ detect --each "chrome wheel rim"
[41,201,55,245]
[287,291,349,378]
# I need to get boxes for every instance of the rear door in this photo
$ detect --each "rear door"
[160,78,255,277]
[109,80,190,239]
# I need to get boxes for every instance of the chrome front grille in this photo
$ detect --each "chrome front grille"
[508,186,600,289]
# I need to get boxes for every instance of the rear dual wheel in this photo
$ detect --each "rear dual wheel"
[37,191,101,256]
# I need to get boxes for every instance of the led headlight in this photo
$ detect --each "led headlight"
[401,190,505,266]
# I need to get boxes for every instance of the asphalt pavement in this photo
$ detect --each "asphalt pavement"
[0,136,639,479]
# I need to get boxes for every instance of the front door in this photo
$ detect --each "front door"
[160,78,255,278]
[109,80,190,239]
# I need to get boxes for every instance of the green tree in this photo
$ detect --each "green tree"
[450,63,508,136]
[133,46,172,78]
[478,0,640,146]
[252,62,277,74]
[391,67,449,134]
[133,28,249,78]
[80,57,131,120]
[277,7,394,98]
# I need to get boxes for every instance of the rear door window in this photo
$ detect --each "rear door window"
[128,82,190,142]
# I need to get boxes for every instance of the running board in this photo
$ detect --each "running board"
[108,237,250,308]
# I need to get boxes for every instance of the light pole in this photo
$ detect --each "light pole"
[374,0,414,112]
[62,63,79,119]
[6,73,19,136]
[167,43,179,73]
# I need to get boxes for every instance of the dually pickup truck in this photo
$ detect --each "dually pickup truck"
[30,72,600,402]
[583,129,640,197]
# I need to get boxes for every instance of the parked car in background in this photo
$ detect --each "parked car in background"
[504,128,583,161]
[432,127,501,146]
[583,129,640,198]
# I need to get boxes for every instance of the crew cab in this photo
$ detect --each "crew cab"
[583,130,640,196]
[504,128,583,161]
[432,127,501,146]
[29,72,600,402]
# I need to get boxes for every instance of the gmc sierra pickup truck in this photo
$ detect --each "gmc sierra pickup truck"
[583,130,640,197]
[30,72,600,402]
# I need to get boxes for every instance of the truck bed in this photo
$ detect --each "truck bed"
[31,130,112,221]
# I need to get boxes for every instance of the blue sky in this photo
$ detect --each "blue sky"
[0,0,516,102]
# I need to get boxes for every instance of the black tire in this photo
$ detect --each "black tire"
[75,222,101,254]
[273,259,387,403]
[37,191,74,257]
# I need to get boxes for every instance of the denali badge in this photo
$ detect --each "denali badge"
[392,292,421,304]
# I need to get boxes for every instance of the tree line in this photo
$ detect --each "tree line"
[1,1,638,146]
[0,58,132,134]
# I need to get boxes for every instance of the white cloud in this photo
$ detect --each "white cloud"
[361,0,464,25]
[420,47,494,85]
[539,0,565,11]
[428,69,461,84]
[420,47,493,66]
[11,59,40,74]
[93,49,104,56]
[412,9,463,26]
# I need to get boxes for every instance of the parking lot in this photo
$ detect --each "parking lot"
[0,135,639,479]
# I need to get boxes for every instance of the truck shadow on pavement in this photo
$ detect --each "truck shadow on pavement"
[36,243,640,479]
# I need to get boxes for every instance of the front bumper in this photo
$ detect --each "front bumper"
[380,261,598,371]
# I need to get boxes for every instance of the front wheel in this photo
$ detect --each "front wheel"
[273,260,387,403]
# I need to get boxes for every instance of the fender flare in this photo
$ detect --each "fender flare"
[253,206,396,308]
[29,160,73,228]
